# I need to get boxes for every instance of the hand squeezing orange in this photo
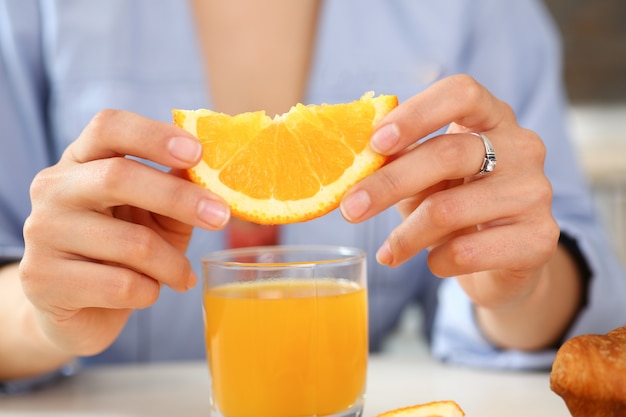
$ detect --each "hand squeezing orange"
[173,92,397,225]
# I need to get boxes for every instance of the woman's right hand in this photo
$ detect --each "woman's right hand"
[19,109,230,357]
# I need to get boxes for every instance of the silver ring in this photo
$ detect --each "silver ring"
[470,132,497,175]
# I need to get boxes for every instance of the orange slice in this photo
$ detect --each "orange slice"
[173,92,397,224]
[376,400,465,417]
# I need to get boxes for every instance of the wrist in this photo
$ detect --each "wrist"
[475,244,584,351]
[0,263,74,380]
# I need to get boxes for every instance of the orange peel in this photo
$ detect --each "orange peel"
[173,92,397,224]
[376,400,465,417]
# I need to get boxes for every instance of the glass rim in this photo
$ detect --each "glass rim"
[202,244,365,269]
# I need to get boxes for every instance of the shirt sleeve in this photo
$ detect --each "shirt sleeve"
[0,362,79,396]
[430,0,626,369]
[0,1,53,263]
[0,2,81,390]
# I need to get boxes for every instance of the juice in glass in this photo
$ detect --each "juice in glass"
[202,246,368,417]
[204,278,367,417]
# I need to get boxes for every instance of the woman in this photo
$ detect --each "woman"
[1,0,625,389]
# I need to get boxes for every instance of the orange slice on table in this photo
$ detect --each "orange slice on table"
[376,400,465,417]
[173,92,397,225]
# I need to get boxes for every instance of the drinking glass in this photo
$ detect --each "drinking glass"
[202,245,368,417]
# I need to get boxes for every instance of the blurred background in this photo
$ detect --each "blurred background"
[544,0,626,103]
[543,0,626,267]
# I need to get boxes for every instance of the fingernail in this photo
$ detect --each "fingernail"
[340,190,371,221]
[376,241,393,266]
[187,270,198,290]
[169,136,202,163]
[198,199,230,228]
[371,124,400,154]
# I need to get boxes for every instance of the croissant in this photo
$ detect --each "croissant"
[550,325,626,416]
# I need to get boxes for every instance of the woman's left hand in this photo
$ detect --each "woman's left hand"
[340,74,562,318]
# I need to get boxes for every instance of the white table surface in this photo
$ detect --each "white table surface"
[0,349,571,417]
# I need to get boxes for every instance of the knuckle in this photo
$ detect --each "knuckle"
[437,139,468,173]
[516,128,546,163]
[23,210,58,244]
[536,177,554,205]
[86,109,121,137]
[449,74,483,105]
[427,238,476,276]
[423,193,463,229]
[520,173,553,208]
[111,269,159,307]
[134,280,161,308]
[18,254,50,303]
[110,269,137,305]
[167,180,192,211]
[137,280,161,308]
[376,167,408,199]
[404,101,430,130]
[173,259,192,288]
[447,238,476,269]
[497,100,516,121]
[121,226,158,263]
[536,220,560,259]
[93,157,133,192]
[532,140,547,164]
[22,215,39,242]
[29,166,57,199]
[386,229,412,262]
[17,256,36,288]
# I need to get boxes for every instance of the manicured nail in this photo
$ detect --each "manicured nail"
[198,199,230,228]
[187,270,198,290]
[168,136,202,163]
[340,190,371,221]
[376,241,393,266]
[370,124,400,154]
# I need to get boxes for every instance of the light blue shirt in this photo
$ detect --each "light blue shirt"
[2,0,626,382]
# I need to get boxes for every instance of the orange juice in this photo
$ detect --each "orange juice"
[204,278,368,417]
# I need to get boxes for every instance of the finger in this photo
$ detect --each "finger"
[372,163,554,268]
[83,158,228,230]
[340,131,496,222]
[63,109,202,169]
[23,198,196,292]
[427,222,559,278]
[370,75,514,155]
[38,157,229,230]
[371,178,519,267]
[52,212,195,292]
[21,256,162,311]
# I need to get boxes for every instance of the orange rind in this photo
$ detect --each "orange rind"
[376,400,465,417]
[173,92,397,224]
